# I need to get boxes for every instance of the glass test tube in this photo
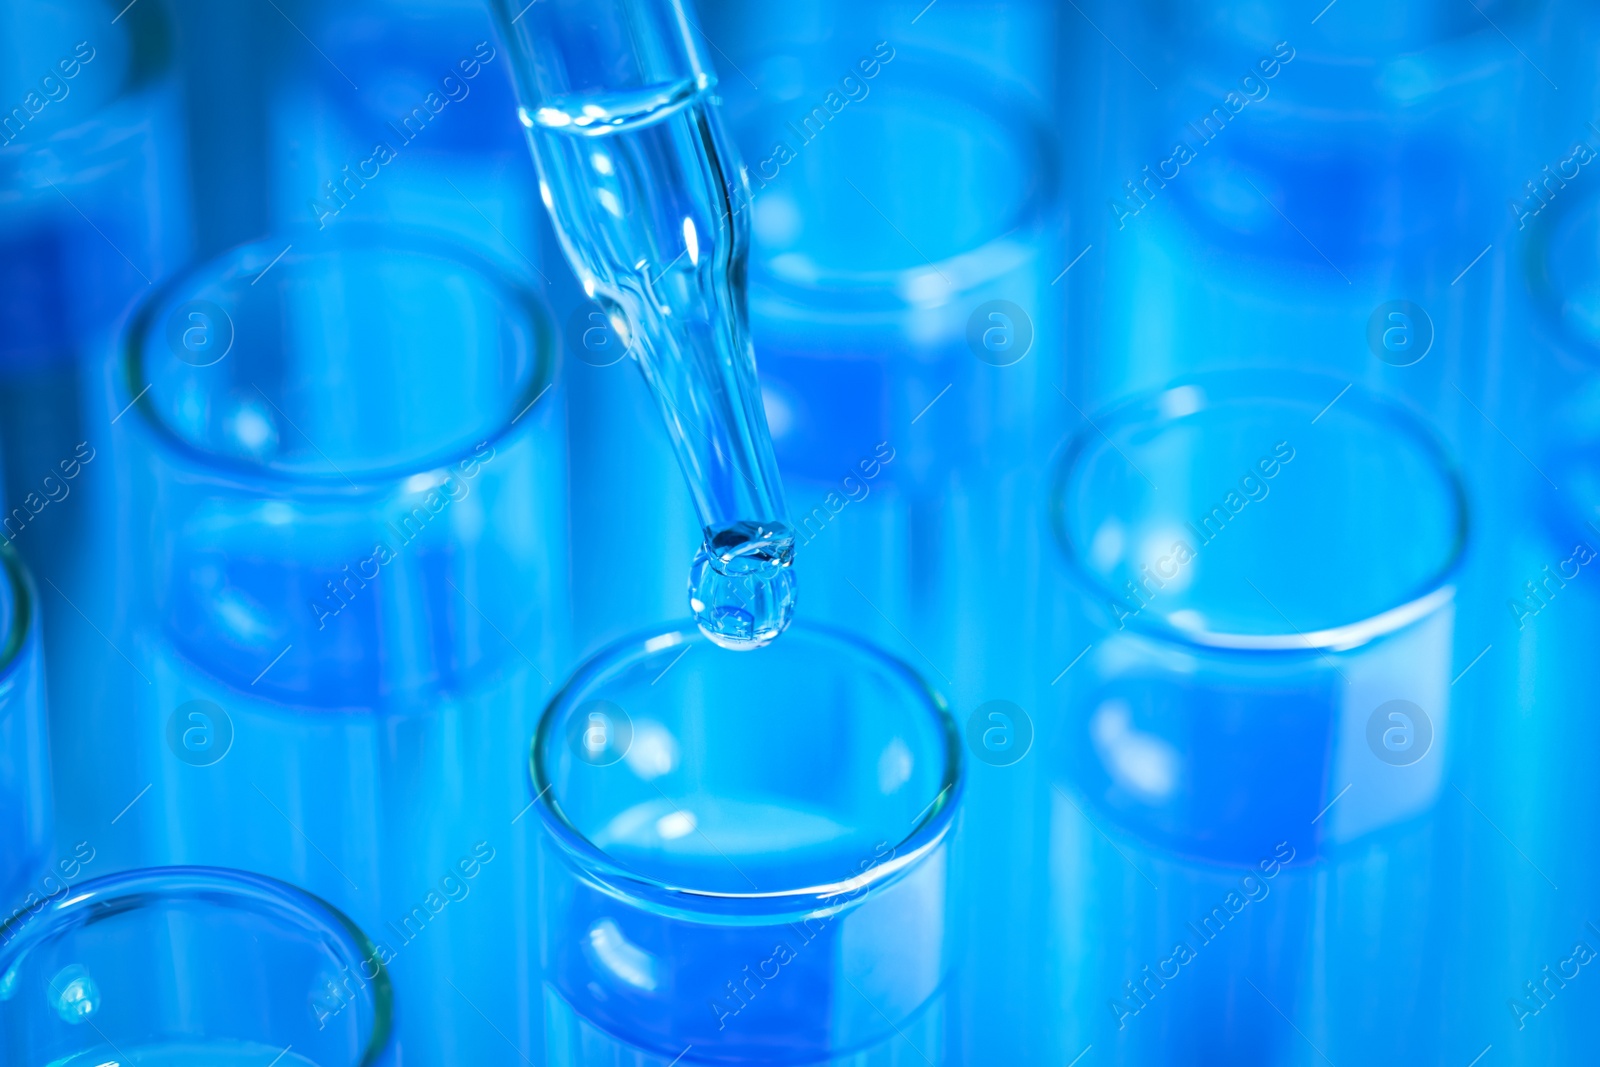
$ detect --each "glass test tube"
[265,0,544,279]
[733,55,1059,494]
[719,52,1060,1063]
[0,541,49,914]
[0,866,390,1067]
[1042,372,1467,1062]
[1,0,193,866]
[1067,0,1543,422]
[1524,185,1600,639]
[1528,186,1600,482]
[108,231,566,1063]
[0,0,192,543]
[533,624,962,1065]
[121,230,561,706]
[720,50,1061,670]
[1454,180,1600,1062]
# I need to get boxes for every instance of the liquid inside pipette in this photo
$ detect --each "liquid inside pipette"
[523,79,795,649]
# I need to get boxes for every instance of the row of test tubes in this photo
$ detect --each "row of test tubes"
[2,0,1599,1064]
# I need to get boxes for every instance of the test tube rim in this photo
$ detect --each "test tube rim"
[119,227,556,493]
[733,53,1062,308]
[1524,186,1600,369]
[529,622,964,921]
[1158,0,1541,74]
[1050,368,1470,654]
[0,865,393,1066]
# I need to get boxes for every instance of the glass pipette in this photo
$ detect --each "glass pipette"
[488,0,795,650]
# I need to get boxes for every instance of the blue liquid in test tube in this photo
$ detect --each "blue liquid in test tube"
[723,54,1059,628]
[1043,372,1468,1063]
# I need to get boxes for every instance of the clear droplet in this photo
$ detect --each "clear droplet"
[50,964,99,1024]
[689,520,796,650]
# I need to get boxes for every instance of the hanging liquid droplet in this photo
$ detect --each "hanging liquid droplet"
[50,964,100,1023]
[689,520,796,650]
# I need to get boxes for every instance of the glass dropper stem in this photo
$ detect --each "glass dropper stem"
[486,0,793,563]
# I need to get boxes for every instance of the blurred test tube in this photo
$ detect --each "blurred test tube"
[1041,372,1467,1063]
[98,231,566,1064]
